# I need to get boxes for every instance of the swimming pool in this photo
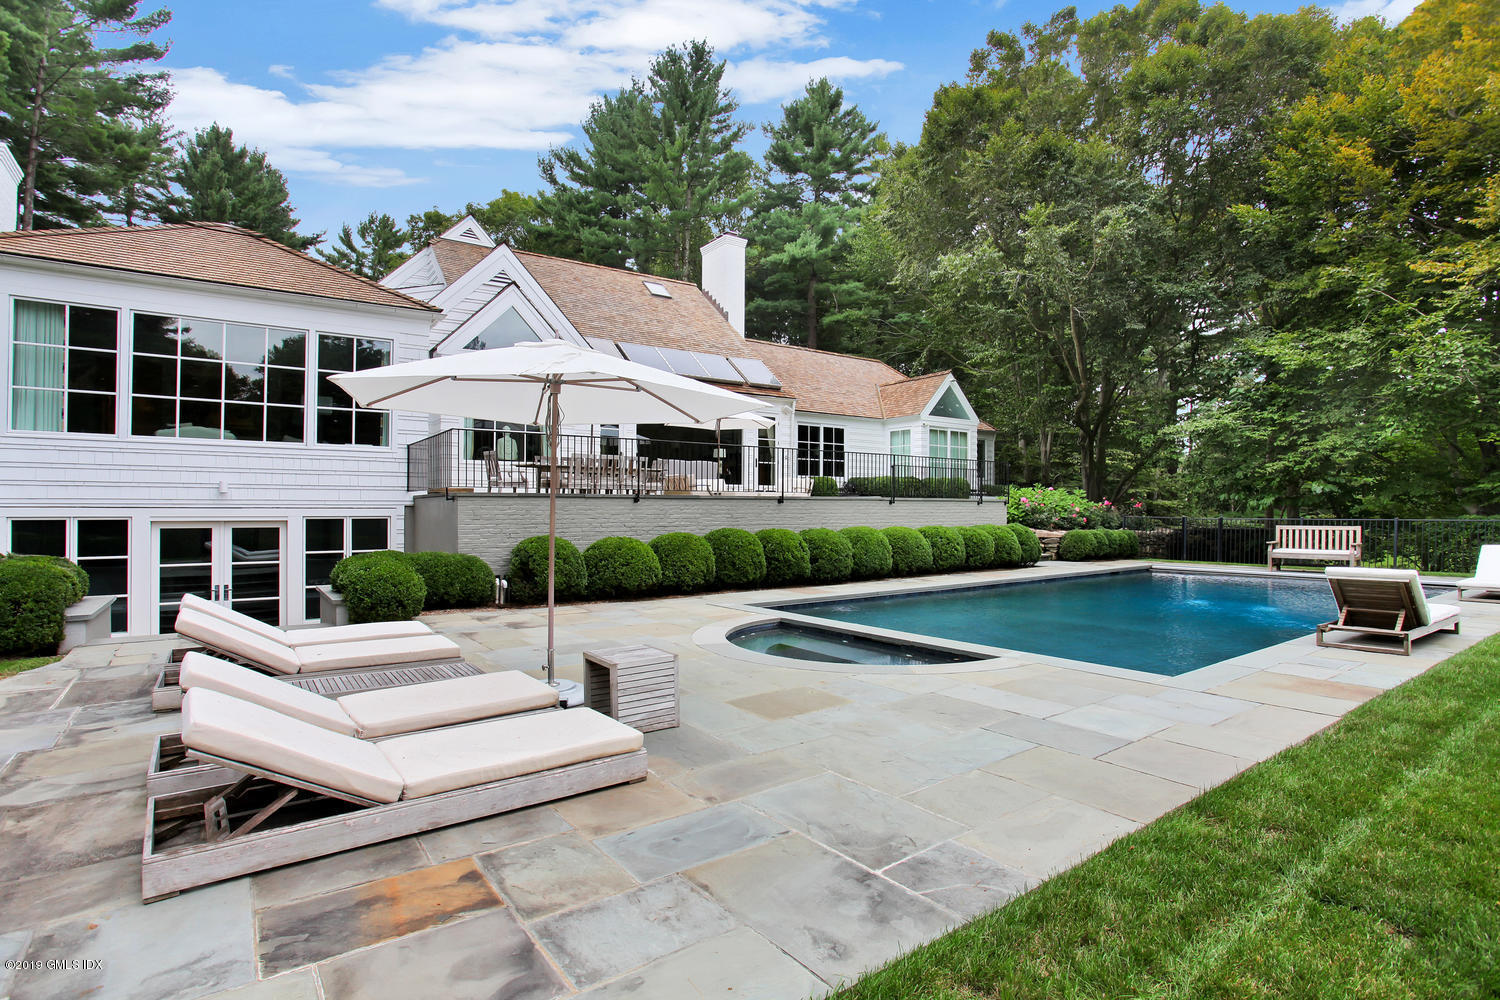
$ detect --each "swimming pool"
[728,621,979,667]
[772,570,1371,676]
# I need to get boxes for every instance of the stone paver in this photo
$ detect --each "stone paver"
[0,563,1493,999]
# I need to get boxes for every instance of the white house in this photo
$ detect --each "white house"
[383,217,999,491]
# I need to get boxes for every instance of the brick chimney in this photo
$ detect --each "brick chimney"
[699,232,746,336]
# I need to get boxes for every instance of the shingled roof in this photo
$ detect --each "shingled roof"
[738,340,910,418]
[513,250,746,354]
[430,238,493,285]
[0,223,437,312]
[878,370,952,418]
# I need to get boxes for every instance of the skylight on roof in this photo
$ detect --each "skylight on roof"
[643,281,672,298]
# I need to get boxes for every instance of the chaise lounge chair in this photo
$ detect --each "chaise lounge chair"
[153,597,478,711]
[1455,545,1500,603]
[1317,567,1461,655]
[148,652,562,795]
[142,688,647,900]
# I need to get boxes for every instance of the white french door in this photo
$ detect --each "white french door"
[155,522,285,633]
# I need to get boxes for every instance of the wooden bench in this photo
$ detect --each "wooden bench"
[1268,524,1362,571]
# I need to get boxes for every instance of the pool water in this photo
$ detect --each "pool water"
[729,621,978,667]
[775,571,1345,676]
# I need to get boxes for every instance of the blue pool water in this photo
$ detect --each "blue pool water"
[730,621,979,667]
[775,571,1344,676]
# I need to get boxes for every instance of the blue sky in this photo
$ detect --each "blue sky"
[158,0,1414,240]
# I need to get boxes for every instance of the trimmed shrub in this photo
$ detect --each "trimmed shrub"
[330,550,408,593]
[1113,529,1141,558]
[810,476,839,497]
[584,537,661,598]
[756,529,811,586]
[920,526,965,572]
[800,528,854,584]
[981,525,1023,567]
[1056,527,1104,560]
[506,536,587,605]
[957,526,995,569]
[841,476,890,497]
[923,477,971,499]
[650,532,717,594]
[7,555,89,604]
[1007,524,1042,566]
[0,557,78,654]
[703,528,766,589]
[407,551,494,609]
[882,526,933,575]
[839,526,893,579]
[336,554,426,623]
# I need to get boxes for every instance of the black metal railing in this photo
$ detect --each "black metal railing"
[408,427,1009,501]
[1119,514,1500,576]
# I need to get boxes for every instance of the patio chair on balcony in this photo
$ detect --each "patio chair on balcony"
[1455,545,1500,602]
[142,688,646,899]
[483,450,529,492]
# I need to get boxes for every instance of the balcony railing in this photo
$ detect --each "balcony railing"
[408,427,1008,500]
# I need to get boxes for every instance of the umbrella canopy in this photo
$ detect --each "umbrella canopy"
[664,408,777,433]
[330,339,758,427]
[331,339,761,692]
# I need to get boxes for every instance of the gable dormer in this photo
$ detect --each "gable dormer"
[440,215,495,248]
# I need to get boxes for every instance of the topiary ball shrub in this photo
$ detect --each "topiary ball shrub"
[1116,529,1141,558]
[506,536,587,605]
[650,532,717,594]
[981,524,1023,567]
[337,554,426,624]
[407,551,495,609]
[1007,524,1042,566]
[957,526,995,569]
[810,476,839,497]
[920,526,966,572]
[330,550,409,593]
[800,528,854,584]
[0,557,78,654]
[1058,529,1100,561]
[882,526,933,575]
[7,555,89,604]
[703,528,766,589]
[756,529,812,586]
[585,537,662,598]
[839,526,893,579]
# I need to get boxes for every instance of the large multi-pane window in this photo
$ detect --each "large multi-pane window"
[929,386,971,420]
[465,420,547,462]
[797,424,844,477]
[929,428,969,475]
[11,299,118,434]
[131,314,305,441]
[303,517,390,619]
[8,518,129,632]
[316,334,391,446]
[889,429,911,455]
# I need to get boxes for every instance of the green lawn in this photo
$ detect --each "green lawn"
[829,635,1500,1000]
[0,654,61,679]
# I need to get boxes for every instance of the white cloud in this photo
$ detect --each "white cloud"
[1331,0,1420,23]
[167,0,902,187]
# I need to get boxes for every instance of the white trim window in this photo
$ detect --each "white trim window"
[797,424,844,477]
[11,298,118,434]
[316,334,392,446]
[131,313,306,442]
[929,428,969,474]
[8,517,129,632]
[889,429,911,455]
[303,516,390,620]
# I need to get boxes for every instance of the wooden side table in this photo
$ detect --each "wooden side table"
[582,644,680,733]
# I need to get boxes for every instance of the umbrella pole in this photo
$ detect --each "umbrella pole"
[546,379,559,686]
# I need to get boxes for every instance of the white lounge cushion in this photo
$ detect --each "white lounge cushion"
[380,708,643,799]
[178,652,358,736]
[1427,603,1461,626]
[175,607,302,674]
[181,689,403,803]
[295,633,462,672]
[338,671,558,739]
[1456,544,1500,589]
[180,593,433,647]
[1326,567,1433,626]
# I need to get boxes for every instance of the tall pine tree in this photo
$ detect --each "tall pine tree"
[746,78,884,349]
[0,0,171,228]
[318,212,408,278]
[537,41,751,281]
[160,124,318,250]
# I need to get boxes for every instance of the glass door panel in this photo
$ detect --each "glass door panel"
[156,522,284,633]
[158,526,213,633]
[229,525,282,625]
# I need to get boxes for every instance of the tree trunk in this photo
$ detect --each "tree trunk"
[805,275,819,349]
[23,51,48,230]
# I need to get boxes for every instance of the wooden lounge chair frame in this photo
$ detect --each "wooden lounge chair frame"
[142,748,648,901]
[1316,574,1460,655]
[150,645,482,712]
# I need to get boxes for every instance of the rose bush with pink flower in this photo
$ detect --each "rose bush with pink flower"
[1007,486,1127,529]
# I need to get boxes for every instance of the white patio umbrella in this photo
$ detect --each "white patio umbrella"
[331,339,760,699]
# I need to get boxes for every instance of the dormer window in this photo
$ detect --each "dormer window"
[643,281,672,298]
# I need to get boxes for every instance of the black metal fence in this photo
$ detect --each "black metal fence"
[1122,515,1500,575]
[408,427,1008,500]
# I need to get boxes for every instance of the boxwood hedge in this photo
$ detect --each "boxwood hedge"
[585,537,662,598]
[334,552,427,623]
[506,536,587,605]
[920,526,966,572]
[0,556,83,654]
[957,526,995,569]
[882,526,933,575]
[406,551,495,609]
[801,528,854,583]
[756,528,812,586]
[839,526,893,579]
[1007,524,1043,566]
[702,528,766,589]
[650,532,717,593]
